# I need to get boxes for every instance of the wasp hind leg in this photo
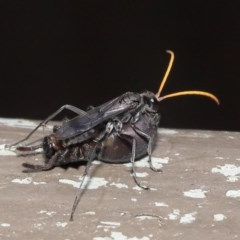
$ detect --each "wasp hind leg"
[118,134,150,190]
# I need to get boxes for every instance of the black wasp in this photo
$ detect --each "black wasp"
[7,50,219,220]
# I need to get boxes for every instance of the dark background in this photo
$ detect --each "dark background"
[0,1,239,131]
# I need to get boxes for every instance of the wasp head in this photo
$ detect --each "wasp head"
[43,135,60,160]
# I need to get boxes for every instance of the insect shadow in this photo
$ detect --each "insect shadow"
[6,50,219,220]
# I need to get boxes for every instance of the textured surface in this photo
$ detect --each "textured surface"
[0,118,240,240]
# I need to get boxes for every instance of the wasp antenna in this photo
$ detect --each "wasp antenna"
[155,50,175,98]
[157,90,220,105]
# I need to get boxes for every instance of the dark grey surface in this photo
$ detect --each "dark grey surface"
[0,119,240,239]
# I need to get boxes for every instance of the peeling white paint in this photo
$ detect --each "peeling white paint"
[110,231,150,240]
[226,190,240,198]
[214,214,227,222]
[33,181,47,185]
[84,211,96,215]
[136,215,159,221]
[180,212,197,224]
[132,186,143,191]
[212,164,240,182]
[158,128,178,135]
[97,221,120,229]
[12,177,32,184]
[110,182,128,189]
[93,160,102,165]
[56,222,68,228]
[38,210,56,216]
[155,202,168,207]
[168,209,180,220]
[124,156,168,169]
[151,156,169,169]
[59,177,108,189]
[34,223,45,229]
[136,172,148,178]
[11,177,47,185]
[183,189,207,198]
[100,221,120,227]
[0,144,16,156]
[1,223,10,227]
[124,158,148,168]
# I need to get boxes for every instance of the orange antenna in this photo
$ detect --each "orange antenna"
[156,50,174,98]
[155,50,219,105]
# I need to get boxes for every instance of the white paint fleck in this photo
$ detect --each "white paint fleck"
[151,156,169,169]
[34,223,45,229]
[124,158,149,168]
[110,182,128,189]
[100,221,120,227]
[97,221,120,229]
[131,198,137,202]
[12,177,32,184]
[214,214,227,222]
[93,160,102,165]
[226,190,240,198]
[215,156,224,160]
[56,222,68,228]
[227,136,235,139]
[59,176,108,189]
[124,156,168,169]
[136,172,148,178]
[38,210,56,216]
[212,164,240,182]
[33,181,47,185]
[132,186,143,191]
[1,223,10,227]
[110,231,150,240]
[11,177,47,185]
[180,212,197,224]
[84,211,96,215]
[0,144,16,156]
[158,128,178,135]
[168,209,180,220]
[155,202,168,207]
[136,215,159,221]
[183,189,207,199]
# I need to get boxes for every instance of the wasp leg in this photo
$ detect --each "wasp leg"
[133,126,162,172]
[8,105,87,148]
[118,134,149,190]
[70,151,95,221]
[70,124,113,221]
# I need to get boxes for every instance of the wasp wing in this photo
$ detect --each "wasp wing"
[55,92,140,140]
